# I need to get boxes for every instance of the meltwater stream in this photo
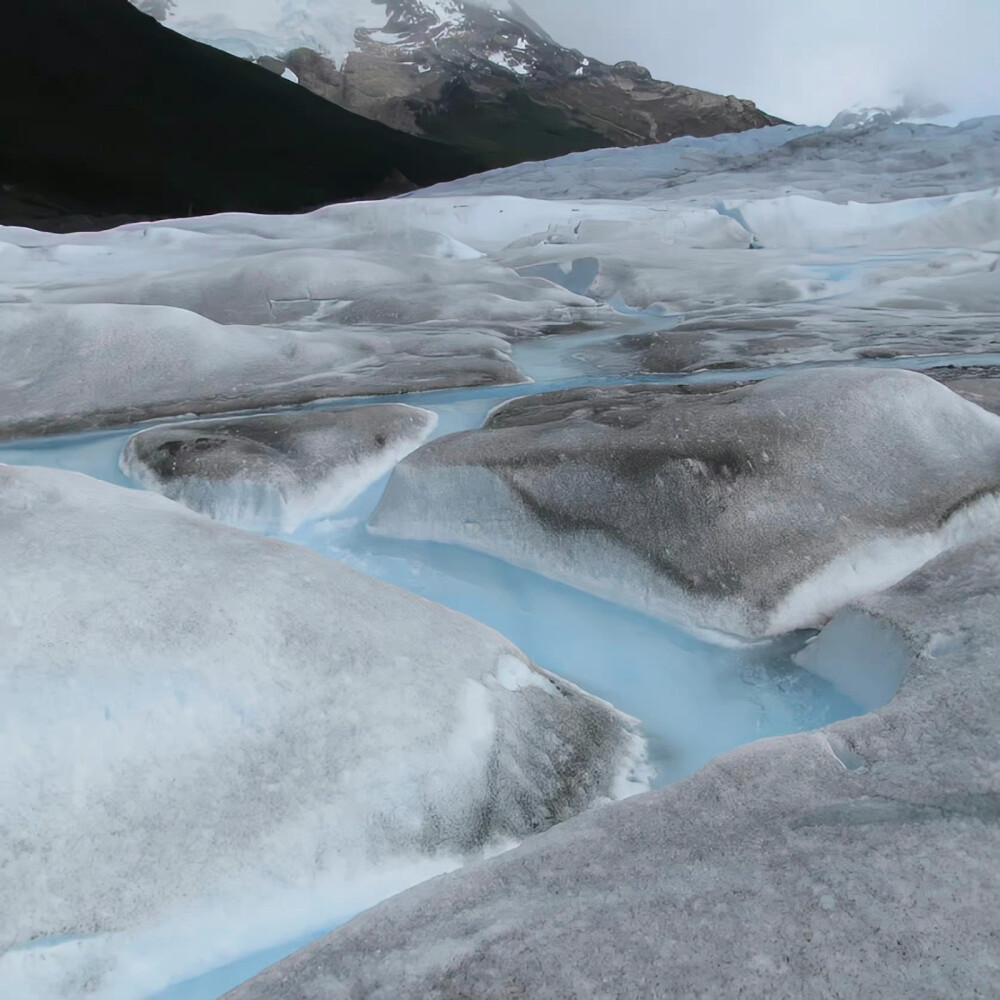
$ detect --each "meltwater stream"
[6,333,997,998]
[14,336,985,998]
[0,360,873,781]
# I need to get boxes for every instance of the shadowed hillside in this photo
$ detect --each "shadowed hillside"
[0,0,484,230]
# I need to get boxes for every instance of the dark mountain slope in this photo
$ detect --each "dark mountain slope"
[0,0,484,230]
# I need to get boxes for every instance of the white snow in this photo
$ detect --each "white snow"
[486,50,531,75]
[367,29,405,44]
[422,0,461,20]
[280,65,298,82]
[137,0,395,61]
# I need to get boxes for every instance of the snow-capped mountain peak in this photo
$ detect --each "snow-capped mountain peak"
[135,0,520,64]
[828,97,954,131]
[135,0,391,62]
[828,106,900,130]
[131,0,784,168]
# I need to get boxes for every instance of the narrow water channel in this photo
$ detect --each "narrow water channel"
[4,331,992,999]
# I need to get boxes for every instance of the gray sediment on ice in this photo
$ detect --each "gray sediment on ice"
[371,367,1000,637]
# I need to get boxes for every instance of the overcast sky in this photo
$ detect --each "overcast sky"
[514,0,1000,126]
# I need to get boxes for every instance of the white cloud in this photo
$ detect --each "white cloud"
[514,0,1000,125]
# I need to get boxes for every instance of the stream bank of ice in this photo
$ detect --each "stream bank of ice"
[0,389,861,1000]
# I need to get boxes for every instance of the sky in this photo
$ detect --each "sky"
[513,0,1000,126]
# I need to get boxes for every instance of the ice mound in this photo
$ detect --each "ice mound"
[923,365,1000,415]
[228,538,1000,1000]
[121,404,437,531]
[0,303,523,439]
[41,244,600,328]
[0,465,648,999]
[371,368,1000,639]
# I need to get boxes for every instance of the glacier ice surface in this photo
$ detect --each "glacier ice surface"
[0,465,648,999]
[2,119,996,446]
[3,114,999,1000]
[0,303,524,439]
[422,116,1000,204]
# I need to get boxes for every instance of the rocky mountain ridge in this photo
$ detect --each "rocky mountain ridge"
[136,0,786,167]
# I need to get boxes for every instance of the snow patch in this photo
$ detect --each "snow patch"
[486,50,531,75]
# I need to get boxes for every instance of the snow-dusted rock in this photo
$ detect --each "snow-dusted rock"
[0,465,648,999]
[0,303,523,439]
[121,404,437,530]
[225,536,1000,1000]
[371,368,1000,639]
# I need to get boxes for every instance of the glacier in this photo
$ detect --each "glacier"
[132,0,408,61]
[422,116,999,202]
[0,464,647,999]
[131,0,515,63]
[1,115,998,1000]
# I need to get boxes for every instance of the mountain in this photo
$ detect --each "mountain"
[134,0,786,167]
[0,0,483,230]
